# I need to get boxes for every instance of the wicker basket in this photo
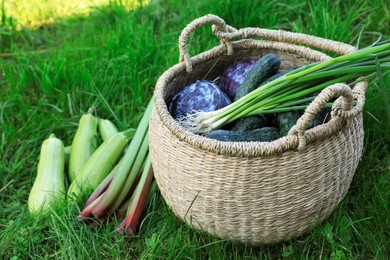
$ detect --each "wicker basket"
[149,14,367,245]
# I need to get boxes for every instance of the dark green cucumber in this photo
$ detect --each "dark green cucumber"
[231,115,268,133]
[308,108,331,129]
[231,72,285,132]
[259,72,286,87]
[207,127,280,142]
[265,113,279,127]
[277,111,301,137]
[234,54,281,101]
[304,92,331,129]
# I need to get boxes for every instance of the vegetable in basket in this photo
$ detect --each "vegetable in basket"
[168,80,231,119]
[233,54,281,101]
[219,59,256,99]
[228,54,282,140]
[277,111,301,137]
[177,42,390,134]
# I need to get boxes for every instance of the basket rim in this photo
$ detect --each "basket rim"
[152,39,366,157]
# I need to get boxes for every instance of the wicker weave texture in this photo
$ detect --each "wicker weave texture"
[150,108,363,245]
[149,14,366,245]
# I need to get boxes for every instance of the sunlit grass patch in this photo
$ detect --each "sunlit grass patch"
[1,0,149,29]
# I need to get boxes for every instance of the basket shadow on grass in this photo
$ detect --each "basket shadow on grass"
[1,1,389,259]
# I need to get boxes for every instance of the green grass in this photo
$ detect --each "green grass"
[1,0,389,259]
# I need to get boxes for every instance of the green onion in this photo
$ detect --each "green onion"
[179,42,390,133]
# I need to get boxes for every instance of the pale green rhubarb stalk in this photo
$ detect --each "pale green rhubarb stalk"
[106,133,149,216]
[84,164,119,207]
[116,193,134,219]
[117,154,154,236]
[90,99,153,219]
[77,194,103,221]
[180,42,390,133]
[115,179,157,219]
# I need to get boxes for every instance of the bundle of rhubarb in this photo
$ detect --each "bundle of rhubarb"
[28,100,156,236]
[74,100,155,234]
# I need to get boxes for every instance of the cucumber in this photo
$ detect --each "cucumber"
[231,115,268,133]
[304,92,331,129]
[265,114,279,127]
[231,71,285,132]
[277,111,301,137]
[234,54,281,101]
[207,127,280,142]
[308,108,331,129]
[259,72,287,86]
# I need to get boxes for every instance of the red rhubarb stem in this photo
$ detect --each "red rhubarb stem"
[115,174,141,219]
[117,154,153,236]
[84,164,118,207]
[116,196,132,219]
[143,180,157,212]
[106,133,149,216]
[77,193,104,222]
[91,101,152,218]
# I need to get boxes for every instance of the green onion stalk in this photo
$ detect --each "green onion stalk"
[179,42,390,134]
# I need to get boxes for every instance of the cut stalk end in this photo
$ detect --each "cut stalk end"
[116,223,136,237]
[76,214,89,222]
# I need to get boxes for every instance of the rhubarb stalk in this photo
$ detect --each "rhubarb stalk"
[84,164,118,207]
[90,100,152,218]
[117,154,154,236]
[77,193,104,222]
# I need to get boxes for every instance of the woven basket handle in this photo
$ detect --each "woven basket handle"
[179,14,236,72]
[179,14,356,72]
[288,81,367,150]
